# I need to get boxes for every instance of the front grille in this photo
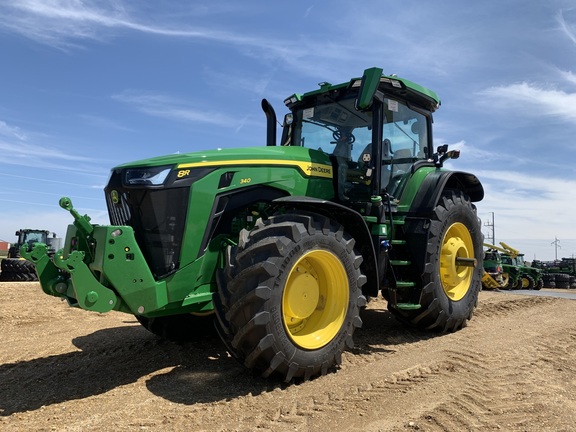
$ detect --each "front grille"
[106,191,131,225]
[105,171,190,279]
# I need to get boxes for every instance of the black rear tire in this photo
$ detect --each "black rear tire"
[214,211,366,382]
[390,190,483,332]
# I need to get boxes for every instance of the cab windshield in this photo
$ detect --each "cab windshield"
[286,95,431,197]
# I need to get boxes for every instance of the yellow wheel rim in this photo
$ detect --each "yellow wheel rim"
[282,250,349,350]
[439,222,475,301]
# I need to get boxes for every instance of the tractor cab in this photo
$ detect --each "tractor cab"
[280,68,445,206]
[10,229,51,257]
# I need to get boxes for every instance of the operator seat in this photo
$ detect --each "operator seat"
[357,139,393,187]
[357,139,392,169]
[392,148,413,174]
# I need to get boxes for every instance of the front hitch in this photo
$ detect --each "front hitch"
[21,197,168,314]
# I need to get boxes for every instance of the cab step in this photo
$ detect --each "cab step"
[396,303,422,310]
[390,259,411,266]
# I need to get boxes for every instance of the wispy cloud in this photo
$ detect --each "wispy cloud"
[477,81,576,123]
[475,169,576,240]
[77,114,134,132]
[0,120,27,141]
[0,0,358,81]
[0,119,107,176]
[112,90,240,126]
[557,9,576,45]
[0,138,91,162]
[0,0,299,57]
[557,69,576,86]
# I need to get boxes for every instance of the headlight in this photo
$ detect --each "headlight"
[124,165,172,186]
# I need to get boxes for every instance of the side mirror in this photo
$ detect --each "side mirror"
[434,144,460,167]
[436,144,449,154]
[355,67,383,111]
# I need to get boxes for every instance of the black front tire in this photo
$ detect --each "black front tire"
[214,212,366,382]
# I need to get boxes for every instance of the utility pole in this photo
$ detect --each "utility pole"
[484,212,495,244]
[551,236,561,261]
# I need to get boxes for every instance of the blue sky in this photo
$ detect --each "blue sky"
[1,0,576,261]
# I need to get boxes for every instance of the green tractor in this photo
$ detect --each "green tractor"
[511,252,543,290]
[22,67,484,382]
[0,229,61,281]
[484,242,542,290]
[481,248,507,290]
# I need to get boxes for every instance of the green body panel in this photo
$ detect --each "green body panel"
[23,145,337,316]
[395,167,441,212]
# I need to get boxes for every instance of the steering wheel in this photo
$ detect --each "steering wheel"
[331,130,355,145]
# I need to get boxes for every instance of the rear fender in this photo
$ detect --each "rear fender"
[409,170,484,214]
[402,171,484,274]
[273,196,379,297]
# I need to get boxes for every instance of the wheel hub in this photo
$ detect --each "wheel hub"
[284,270,320,320]
[282,249,349,350]
[440,222,475,301]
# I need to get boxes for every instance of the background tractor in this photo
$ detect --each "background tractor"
[22,67,484,382]
[483,242,542,290]
[481,247,507,290]
[0,229,61,281]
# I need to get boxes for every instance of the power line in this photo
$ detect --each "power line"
[551,236,561,261]
[484,212,495,244]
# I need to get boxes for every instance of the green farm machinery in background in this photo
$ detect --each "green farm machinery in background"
[483,242,542,290]
[22,67,484,382]
[0,229,61,282]
[533,258,576,289]
[481,247,507,290]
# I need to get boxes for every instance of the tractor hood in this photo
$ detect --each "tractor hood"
[113,147,330,170]
[111,146,334,180]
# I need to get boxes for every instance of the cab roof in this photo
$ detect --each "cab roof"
[284,70,441,113]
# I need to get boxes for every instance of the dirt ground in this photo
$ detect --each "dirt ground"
[1,283,576,432]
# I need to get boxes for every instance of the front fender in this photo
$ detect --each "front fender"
[273,196,379,297]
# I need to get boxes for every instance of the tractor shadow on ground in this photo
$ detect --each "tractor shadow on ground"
[352,305,437,355]
[0,322,266,416]
[0,308,439,415]
[148,306,438,406]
